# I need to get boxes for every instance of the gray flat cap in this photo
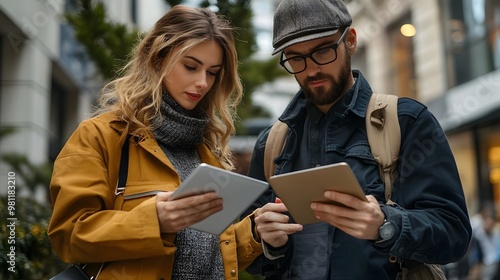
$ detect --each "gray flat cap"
[272,0,352,55]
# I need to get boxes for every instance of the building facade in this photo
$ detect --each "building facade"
[1,0,87,200]
[0,0,143,200]
[345,0,500,215]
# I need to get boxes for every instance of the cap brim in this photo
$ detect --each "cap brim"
[272,29,340,55]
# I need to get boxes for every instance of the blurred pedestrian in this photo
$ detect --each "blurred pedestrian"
[469,202,500,280]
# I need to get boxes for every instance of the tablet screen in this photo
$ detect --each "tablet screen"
[268,162,367,225]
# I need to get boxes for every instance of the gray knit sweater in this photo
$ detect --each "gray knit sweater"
[153,93,224,280]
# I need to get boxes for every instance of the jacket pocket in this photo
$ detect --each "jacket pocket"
[117,183,177,211]
[344,144,385,199]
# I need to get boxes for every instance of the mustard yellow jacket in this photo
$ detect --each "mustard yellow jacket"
[48,112,263,279]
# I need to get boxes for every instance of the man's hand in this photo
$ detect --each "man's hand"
[311,192,384,240]
[253,198,303,248]
[156,191,223,233]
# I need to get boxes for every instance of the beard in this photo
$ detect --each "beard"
[297,50,352,106]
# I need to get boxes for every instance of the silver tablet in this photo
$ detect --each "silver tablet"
[268,162,367,225]
[169,163,268,235]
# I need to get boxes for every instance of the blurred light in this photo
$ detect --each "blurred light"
[488,147,500,162]
[491,167,500,184]
[400,24,416,37]
[490,147,500,184]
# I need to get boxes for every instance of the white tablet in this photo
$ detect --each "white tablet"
[268,162,367,225]
[169,163,268,235]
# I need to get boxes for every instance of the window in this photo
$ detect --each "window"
[448,131,478,212]
[130,0,138,25]
[491,0,500,68]
[441,0,500,87]
[478,125,500,213]
[48,81,66,161]
[64,0,79,12]
[386,13,417,99]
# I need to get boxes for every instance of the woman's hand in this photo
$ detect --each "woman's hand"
[156,191,223,233]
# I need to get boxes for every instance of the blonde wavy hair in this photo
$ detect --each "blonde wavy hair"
[93,5,243,170]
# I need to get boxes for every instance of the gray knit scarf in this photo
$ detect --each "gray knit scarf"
[152,93,224,280]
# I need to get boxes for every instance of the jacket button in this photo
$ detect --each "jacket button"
[231,269,236,276]
[225,240,230,245]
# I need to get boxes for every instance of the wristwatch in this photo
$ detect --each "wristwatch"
[375,219,395,243]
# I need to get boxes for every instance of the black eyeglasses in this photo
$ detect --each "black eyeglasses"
[279,27,349,74]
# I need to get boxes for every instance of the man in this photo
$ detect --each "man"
[243,0,472,279]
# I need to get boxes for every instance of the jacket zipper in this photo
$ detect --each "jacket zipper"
[123,190,161,200]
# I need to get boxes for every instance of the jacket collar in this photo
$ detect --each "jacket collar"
[102,112,154,139]
[102,111,223,168]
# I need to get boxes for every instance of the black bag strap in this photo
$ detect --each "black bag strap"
[115,135,130,195]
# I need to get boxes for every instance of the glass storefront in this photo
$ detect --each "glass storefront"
[438,0,500,217]
[449,124,500,216]
[441,0,500,87]
[448,131,478,213]
[479,125,500,214]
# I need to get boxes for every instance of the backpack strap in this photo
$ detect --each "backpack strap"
[365,93,400,204]
[264,121,288,181]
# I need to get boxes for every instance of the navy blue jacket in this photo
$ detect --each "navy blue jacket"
[243,71,472,279]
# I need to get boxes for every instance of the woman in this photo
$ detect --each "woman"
[48,5,263,279]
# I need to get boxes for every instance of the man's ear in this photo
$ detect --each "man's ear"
[346,28,357,55]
